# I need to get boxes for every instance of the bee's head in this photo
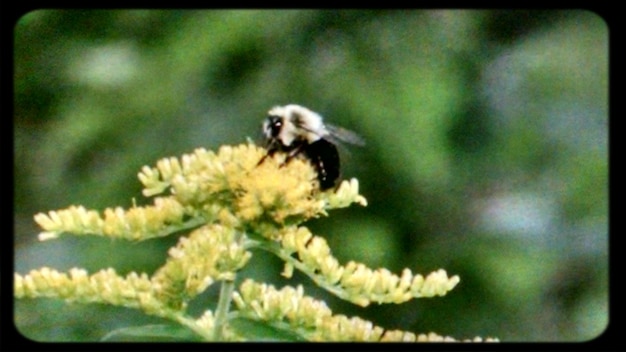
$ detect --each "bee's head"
[265,105,326,147]
[263,115,283,140]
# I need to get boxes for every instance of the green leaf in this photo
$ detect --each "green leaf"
[229,317,308,342]
[100,324,202,342]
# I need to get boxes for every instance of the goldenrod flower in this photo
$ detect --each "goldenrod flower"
[273,226,460,307]
[232,279,497,342]
[35,143,367,243]
[380,330,499,342]
[34,197,188,241]
[232,279,334,337]
[152,224,251,308]
[14,267,166,315]
[17,143,495,342]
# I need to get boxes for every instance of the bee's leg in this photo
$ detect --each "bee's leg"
[257,148,277,166]
[282,145,304,167]
[257,153,269,166]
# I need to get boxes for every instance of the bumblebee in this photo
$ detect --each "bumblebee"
[259,104,363,190]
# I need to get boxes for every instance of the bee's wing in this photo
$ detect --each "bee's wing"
[291,115,365,146]
[324,123,365,147]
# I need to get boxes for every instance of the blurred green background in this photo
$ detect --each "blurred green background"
[13,9,608,342]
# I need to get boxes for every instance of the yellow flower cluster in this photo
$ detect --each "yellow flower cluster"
[16,142,490,342]
[138,143,364,227]
[14,267,165,315]
[232,279,497,342]
[379,330,499,342]
[23,142,370,317]
[33,144,367,243]
[34,197,187,241]
[276,226,460,307]
[321,178,368,209]
[152,224,251,308]
[232,279,376,341]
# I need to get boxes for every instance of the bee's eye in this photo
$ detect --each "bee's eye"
[267,116,283,138]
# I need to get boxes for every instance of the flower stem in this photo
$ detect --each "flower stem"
[213,279,235,341]
[248,239,349,303]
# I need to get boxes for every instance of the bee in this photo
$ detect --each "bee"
[258,104,364,190]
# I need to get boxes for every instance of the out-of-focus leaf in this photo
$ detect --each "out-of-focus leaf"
[100,324,202,342]
[229,317,308,342]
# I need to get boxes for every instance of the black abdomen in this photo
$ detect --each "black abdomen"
[304,139,340,190]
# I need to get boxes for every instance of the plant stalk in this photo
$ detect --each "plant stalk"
[213,278,236,341]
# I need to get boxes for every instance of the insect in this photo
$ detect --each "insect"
[258,104,364,190]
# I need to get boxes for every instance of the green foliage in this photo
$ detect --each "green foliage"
[101,324,202,342]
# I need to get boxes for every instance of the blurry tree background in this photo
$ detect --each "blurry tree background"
[13,9,608,342]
